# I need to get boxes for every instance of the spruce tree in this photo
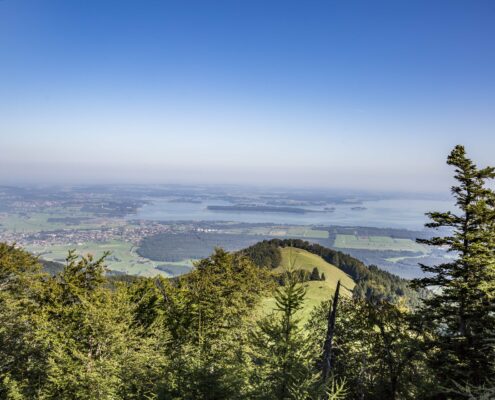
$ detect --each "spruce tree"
[250,268,322,399]
[249,248,348,399]
[43,252,166,399]
[310,267,321,281]
[162,249,269,400]
[412,145,495,391]
[0,244,51,399]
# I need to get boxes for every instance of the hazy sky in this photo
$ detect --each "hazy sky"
[1,0,494,192]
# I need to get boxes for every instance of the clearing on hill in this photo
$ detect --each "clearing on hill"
[261,247,356,319]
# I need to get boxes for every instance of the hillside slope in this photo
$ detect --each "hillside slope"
[261,247,355,318]
[243,239,427,308]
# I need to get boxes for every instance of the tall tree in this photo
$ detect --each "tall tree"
[43,252,167,399]
[0,244,50,399]
[161,249,269,400]
[307,298,430,400]
[249,268,347,400]
[412,145,495,392]
[250,268,315,399]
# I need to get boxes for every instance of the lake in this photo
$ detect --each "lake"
[133,198,455,230]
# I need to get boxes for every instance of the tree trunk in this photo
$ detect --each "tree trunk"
[321,280,341,397]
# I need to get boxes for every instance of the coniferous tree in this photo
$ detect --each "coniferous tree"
[0,244,51,399]
[249,268,348,400]
[161,248,270,400]
[307,297,430,400]
[310,267,321,281]
[0,246,167,399]
[412,145,495,392]
[250,268,313,399]
[42,252,166,399]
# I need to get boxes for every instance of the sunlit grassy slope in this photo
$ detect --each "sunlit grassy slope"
[260,247,356,320]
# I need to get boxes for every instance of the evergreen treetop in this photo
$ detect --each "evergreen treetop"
[412,145,495,390]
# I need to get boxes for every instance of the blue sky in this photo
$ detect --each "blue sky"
[1,0,494,192]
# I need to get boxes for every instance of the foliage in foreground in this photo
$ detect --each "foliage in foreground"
[412,145,495,396]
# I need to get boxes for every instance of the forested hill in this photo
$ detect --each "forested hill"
[241,238,427,307]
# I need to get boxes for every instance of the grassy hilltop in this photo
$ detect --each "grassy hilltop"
[266,247,355,314]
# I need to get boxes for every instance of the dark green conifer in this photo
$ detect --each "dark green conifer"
[310,267,321,281]
[250,268,315,399]
[412,145,495,391]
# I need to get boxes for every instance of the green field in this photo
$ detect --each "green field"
[260,247,355,321]
[25,240,193,277]
[334,234,427,253]
[0,212,119,233]
[224,226,329,239]
[274,226,329,239]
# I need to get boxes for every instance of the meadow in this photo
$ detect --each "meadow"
[0,211,118,233]
[223,225,329,239]
[24,240,172,277]
[333,234,427,253]
[260,247,355,321]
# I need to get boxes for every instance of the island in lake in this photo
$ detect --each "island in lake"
[207,205,318,214]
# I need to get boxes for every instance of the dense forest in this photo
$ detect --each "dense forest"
[137,232,271,262]
[1,146,495,399]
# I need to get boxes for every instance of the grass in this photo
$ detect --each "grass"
[223,226,329,239]
[260,247,355,322]
[283,227,329,239]
[334,234,427,253]
[0,212,120,233]
[25,240,193,278]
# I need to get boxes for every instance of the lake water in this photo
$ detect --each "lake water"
[133,198,456,230]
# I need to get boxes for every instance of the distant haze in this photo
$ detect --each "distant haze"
[1,1,494,192]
